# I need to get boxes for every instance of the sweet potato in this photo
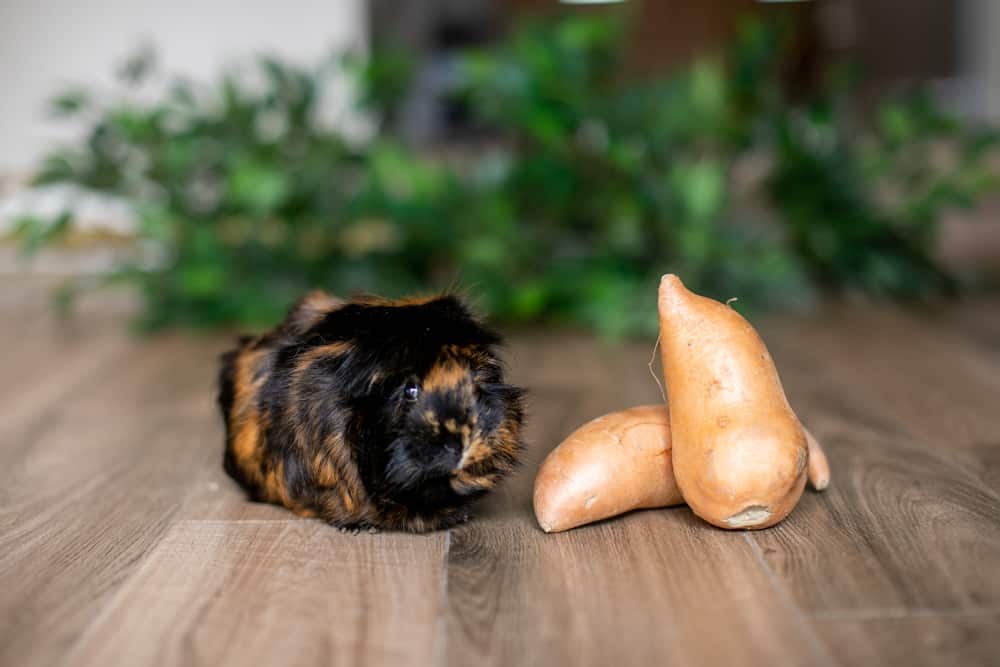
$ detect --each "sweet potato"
[533,403,831,532]
[657,274,808,529]
[533,405,683,533]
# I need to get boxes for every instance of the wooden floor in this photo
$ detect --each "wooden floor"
[2,279,1000,667]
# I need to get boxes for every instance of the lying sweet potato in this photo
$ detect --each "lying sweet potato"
[533,405,683,533]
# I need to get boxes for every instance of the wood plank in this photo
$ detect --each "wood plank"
[57,331,226,420]
[0,278,135,371]
[0,326,134,445]
[444,512,833,667]
[0,285,295,663]
[177,465,316,523]
[748,416,1000,612]
[0,328,225,665]
[968,442,1000,496]
[813,613,1000,667]
[923,297,1000,355]
[762,305,1000,449]
[0,413,214,665]
[769,303,1000,500]
[65,520,447,667]
[0,281,141,466]
[743,312,1000,616]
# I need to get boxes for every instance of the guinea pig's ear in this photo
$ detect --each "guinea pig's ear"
[282,290,344,335]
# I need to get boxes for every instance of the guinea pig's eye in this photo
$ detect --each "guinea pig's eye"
[403,381,420,402]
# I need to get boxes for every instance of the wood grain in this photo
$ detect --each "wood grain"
[813,613,1000,667]
[766,306,1000,449]
[0,415,209,665]
[746,314,1000,619]
[2,281,1000,667]
[0,296,226,665]
[925,298,1000,355]
[746,416,1000,612]
[445,513,835,667]
[66,521,448,667]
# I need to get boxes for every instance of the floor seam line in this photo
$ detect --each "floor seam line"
[432,529,452,667]
[58,505,184,662]
[744,533,838,667]
[809,607,1000,621]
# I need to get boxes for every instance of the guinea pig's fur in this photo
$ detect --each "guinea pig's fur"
[217,291,525,532]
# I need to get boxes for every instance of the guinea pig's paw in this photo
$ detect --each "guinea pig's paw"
[336,521,378,536]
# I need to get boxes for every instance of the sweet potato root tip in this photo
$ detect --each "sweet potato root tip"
[805,428,831,491]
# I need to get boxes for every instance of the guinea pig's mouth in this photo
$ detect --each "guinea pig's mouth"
[385,438,464,490]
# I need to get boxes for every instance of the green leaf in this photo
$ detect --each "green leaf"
[116,44,157,86]
[14,212,73,256]
[226,159,291,215]
[674,160,726,222]
[178,264,227,297]
[49,89,91,117]
[690,60,726,120]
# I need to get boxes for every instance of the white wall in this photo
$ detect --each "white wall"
[0,0,368,173]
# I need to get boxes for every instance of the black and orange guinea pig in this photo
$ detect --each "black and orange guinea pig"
[217,291,525,532]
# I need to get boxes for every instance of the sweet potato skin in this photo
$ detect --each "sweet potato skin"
[658,274,808,530]
[533,405,683,533]
[805,428,830,491]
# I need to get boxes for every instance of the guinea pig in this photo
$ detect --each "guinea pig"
[217,291,525,532]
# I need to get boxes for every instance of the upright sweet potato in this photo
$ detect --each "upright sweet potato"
[657,274,808,529]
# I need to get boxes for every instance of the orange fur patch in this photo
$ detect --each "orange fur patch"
[352,293,445,308]
[228,346,273,486]
[287,290,344,332]
[459,435,490,468]
[451,470,498,494]
[313,452,339,487]
[423,360,472,394]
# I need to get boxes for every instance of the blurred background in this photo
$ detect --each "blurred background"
[2,0,998,336]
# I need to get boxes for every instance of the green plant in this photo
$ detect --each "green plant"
[765,73,999,297]
[453,18,810,336]
[458,17,998,330]
[17,16,999,336]
[22,50,476,329]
